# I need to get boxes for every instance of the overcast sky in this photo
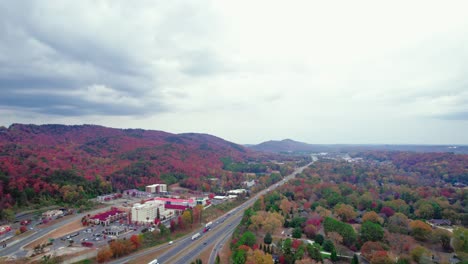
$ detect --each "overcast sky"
[1,1,468,145]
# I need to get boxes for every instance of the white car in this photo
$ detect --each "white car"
[169,241,173,245]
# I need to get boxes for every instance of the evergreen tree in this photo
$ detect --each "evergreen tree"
[264,233,273,244]
[331,248,338,261]
[314,234,324,245]
[351,254,359,264]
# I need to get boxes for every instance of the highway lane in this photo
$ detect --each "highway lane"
[111,160,314,264]
[207,158,316,264]
[174,216,242,264]
[108,209,242,264]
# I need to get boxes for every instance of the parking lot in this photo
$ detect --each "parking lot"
[54,223,144,249]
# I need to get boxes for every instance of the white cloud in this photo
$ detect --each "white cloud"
[1,0,468,144]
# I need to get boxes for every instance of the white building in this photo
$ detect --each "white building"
[131,200,174,224]
[105,225,127,236]
[227,189,247,195]
[145,184,168,193]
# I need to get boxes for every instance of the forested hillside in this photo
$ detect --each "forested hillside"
[230,154,468,263]
[0,124,267,213]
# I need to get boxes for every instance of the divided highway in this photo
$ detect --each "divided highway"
[112,158,315,264]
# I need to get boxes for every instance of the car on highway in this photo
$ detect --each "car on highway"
[169,240,173,245]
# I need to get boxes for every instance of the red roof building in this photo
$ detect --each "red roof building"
[90,207,127,226]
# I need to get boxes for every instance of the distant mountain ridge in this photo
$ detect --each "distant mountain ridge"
[248,139,468,154]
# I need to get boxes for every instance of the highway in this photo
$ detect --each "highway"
[111,159,315,264]
[207,158,315,264]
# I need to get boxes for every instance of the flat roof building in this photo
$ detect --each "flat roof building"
[145,184,167,194]
[131,200,175,224]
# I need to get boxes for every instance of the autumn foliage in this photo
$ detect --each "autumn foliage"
[0,124,275,213]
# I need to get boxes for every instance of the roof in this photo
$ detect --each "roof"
[91,208,124,221]
[153,197,194,203]
[164,204,190,211]
[429,219,451,225]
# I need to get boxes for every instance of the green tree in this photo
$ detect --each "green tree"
[0,208,14,222]
[238,231,256,247]
[360,221,384,242]
[215,254,221,264]
[314,234,324,245]
[232,249,246,264]
[295,247,305,260]
[323,240,335,252]
[453,227,468,254]
[307,243,322,261]
[331,247,338,261]
[292,227,302,238]
[351,254,359,264]
[264,233,272,245]
[323,217,357,246]
[159,223,170,236]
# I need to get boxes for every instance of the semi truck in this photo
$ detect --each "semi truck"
[148,259,159,264]
[191,232,201,240]
[203,221,213,233]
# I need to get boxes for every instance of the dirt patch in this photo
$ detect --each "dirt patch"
[198,243,215,263]
[218,236,232,263]
[27,246,91,263]
[25,219,84,249]
[0,257,29,264]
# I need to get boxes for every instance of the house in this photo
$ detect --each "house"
[243,180,256,188]
[428,219,451,226]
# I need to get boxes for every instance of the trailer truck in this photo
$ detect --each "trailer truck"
[191,232,201,240]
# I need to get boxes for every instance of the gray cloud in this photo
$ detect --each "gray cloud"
[435,112,468,120]
[0,1,219,117]
[1,1,468,144]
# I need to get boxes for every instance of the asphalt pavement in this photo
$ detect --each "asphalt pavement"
[0,206,113,258]
[109,159,315,264]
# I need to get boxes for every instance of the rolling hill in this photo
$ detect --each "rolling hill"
[0,124,264,209]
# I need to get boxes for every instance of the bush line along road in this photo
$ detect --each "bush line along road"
[110,158,315,264]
